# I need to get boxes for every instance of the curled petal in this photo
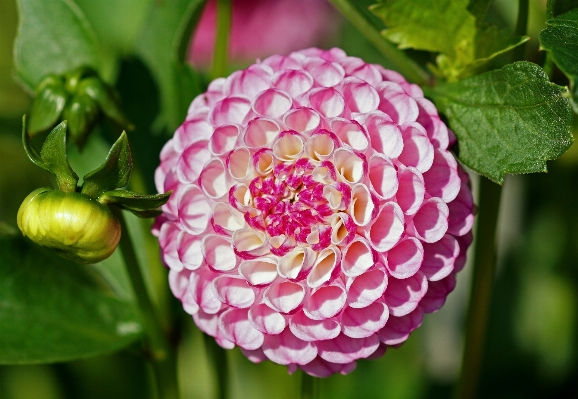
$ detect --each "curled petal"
[398,123,435,173]
[199,158,229,199]
[421,234,459,281]
[367,202,404,252]
[202,234,237,271]
[253,88,293,118]
[383,271,428,317]
[289,310,341,341]
[300,357,357,377]
[262,328,318,365]
[239,257,279,286]
[423,149,460,203]
[303,282,347,320]
[284,107,321,135]
[378,308,424,345]
[212,275,256,308]
[304,58,345,87]
[341,301,389,338]
[308,87,345,118]
[177,185,212,235]
[410,198,449,243]
[243,118,280,148]
[419,273,457,313]
[264,281,306,314]
[317,333,380,364]
[341,237,377,277]
[272,69,314,98]
[210,96,252,126]
[176,140,212,184]
[396,167,425,215]
[346,267,388,308]
[339,77,380,113]
[368,154,398,200]
[385,237,424,279]
[190,269,222,314]
[249,303,287,334]
[177,230,203,270]
[377,81,418,125]
[333,148,366,184]
[330,118,369,152]
[365,111,403,158]
[218,308,264,350]
[210,124,241,156]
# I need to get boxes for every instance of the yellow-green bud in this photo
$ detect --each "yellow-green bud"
[17,188,121,264]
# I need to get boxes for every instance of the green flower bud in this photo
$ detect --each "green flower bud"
[28,75,67,134]
[17,188,121,264]
[63,93,99,148]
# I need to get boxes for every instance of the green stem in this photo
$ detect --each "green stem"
[512,0,529,61]
[454,177,503,399]
[301,372,318,399]
[328,0,430,85]
[114,208,179,399]
[211,0,232,79]
[202,333,229,399]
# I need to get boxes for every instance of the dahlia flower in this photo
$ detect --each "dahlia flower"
[154,48,475,377]
[189,0,339,67]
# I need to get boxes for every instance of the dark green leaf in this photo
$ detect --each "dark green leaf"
[99,190,172,218]
[540,8,578,113]
[63,93,100,149]
[82,132,132,198]
[547,0,578,19]
[0,236,141,364]
[40,121,79,192]
[428,62,573,184]
[28,75,67,134]
[134,0,206,131]
[21,115,49,172]
[467,0,492,26]
[14,0,101,90]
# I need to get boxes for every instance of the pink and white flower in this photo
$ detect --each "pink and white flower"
[154,48,475,377]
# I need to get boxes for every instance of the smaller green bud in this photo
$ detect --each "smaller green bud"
[17,188,121,264]
[63,93,100,148]
[78,77,132,130]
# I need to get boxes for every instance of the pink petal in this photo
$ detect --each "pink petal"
[241,347,268,364]
[419,273,457,313]
[410,198,449,243]
[423,149,460,203]
[262,328,318,365]
[339,77,380,113]
[346,267,388,308]
[341,237,377,277]
[377,81,419,125]
[383,271,428,317]
[224,65,272,98]
[272,69,314,98]
[368,154,399,200]
[190,269,222,314]
[341,301,389,338]
[330,118,369,152]
[284,107,321,135]
[177,230,203,270]
[168,268,190,299]
[249,303,287,334]
[218,308,265,350]
[253,88,293,118]
[158,221,183,270]
[300,357,357,377]
[421,234,459,281]
[239,257,278,286]
[227,147,254,181]
[416,97,450,149]
[350,184,376,227]
[177,185,212,235]
[289,310,340,341]
[176,140,212,184]
[397,123,435,173]
[454,231,473,273]
[378,308,424,345]
[333,148,366,184]
[385,237,424,279]
[174,118,214,153]
[308,87,345,118]
[202,234,237,271]
[193,310,235,349]
[396,167,425,215]
[303,58,345,87]
[212,275,256,308]
[447,182,475,236]
[264,281,306,314]
[243,118,280,148]
[209,96,252,126]
[199,158,229,199]
[365,111,404,158]
[340,56,382,86]
[303,283,347,320]
[210,124,241,156]
[367,202,405,252]
[317,333,380,364]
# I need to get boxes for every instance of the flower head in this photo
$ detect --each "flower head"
[154,48,474,376]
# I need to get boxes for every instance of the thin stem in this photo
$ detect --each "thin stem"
[454,177,503,399]
[202,333,229,399]
[328,0,431,85]
[114,208,179,399]
[512,0,529,61]
[301,372,318,399]
[211,0,232,79]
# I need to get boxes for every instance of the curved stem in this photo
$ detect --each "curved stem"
[202,333,229,399]
[301,372,318,399]
[211,0,232,79]
[454,177,503,399]
[115,208,179,399]
[328,0,430,85]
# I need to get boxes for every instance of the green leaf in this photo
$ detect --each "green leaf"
[28,75,67,134]
[134,0,206,131]
[370,0,528,80]
[371,0,476,58]
[78,76,132,129]
[547,0,578,19]
[14,0,101,91]
[82,132,132,198]
[40,121,79,192]
[21,116,49,173]
[427,62,573,184]
[99,190,172,218]
[540,8,578,113]
[0,236,142,364]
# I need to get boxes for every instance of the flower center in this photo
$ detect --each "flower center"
[243,158,346,251]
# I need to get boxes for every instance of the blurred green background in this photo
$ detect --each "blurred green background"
[1,0,577,398]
